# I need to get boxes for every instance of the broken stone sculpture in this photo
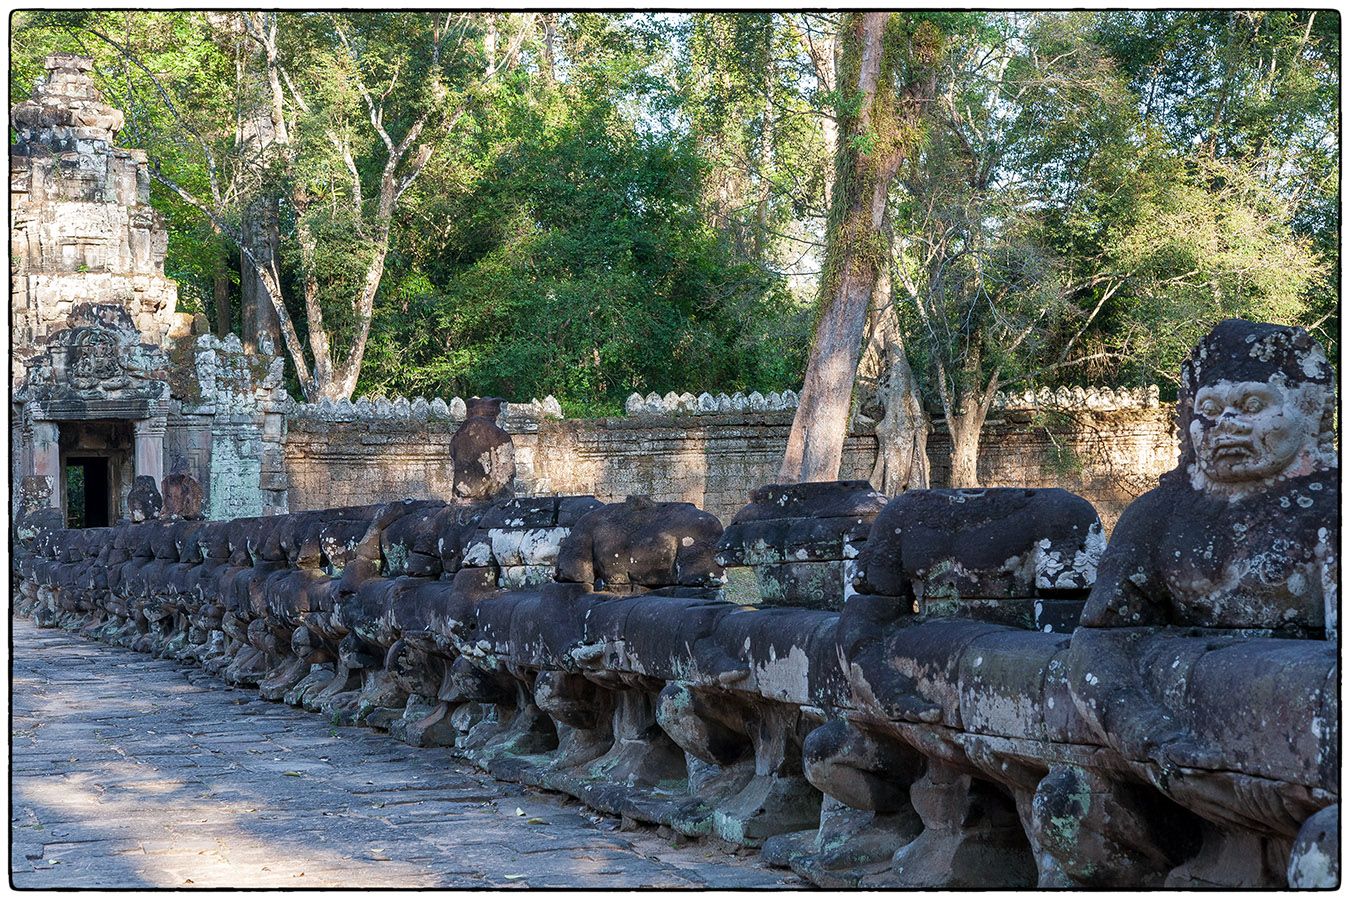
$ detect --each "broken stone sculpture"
[715,480,886,609]
[12,321,1335,889]
[160,471,205,520]
[450,397,515,501]
[126,475,163,523]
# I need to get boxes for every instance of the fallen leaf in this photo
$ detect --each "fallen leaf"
[283,771,302,777]
[504,874,526,881]
[514,807,525,816]
[526,817,548,825]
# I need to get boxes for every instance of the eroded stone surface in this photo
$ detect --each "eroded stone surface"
[450,398,515,502]
[1056,319,1340,887]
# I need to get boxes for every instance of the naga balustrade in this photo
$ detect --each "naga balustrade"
[13,478,1335,889]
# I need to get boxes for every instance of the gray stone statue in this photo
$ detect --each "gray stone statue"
[1080,318,1336,641]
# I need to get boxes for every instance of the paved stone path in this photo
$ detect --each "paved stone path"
[11,619,801,888]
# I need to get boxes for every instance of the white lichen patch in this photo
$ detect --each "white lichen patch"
[1035,523,1104,591]
[751,643,812,704]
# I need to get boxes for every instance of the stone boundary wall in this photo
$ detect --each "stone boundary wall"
[283,406,1176,531]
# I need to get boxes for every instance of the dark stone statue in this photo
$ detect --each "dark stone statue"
[127,475,163,523]
[1060,319,1338,887]
[1081,319,1337,636]
[450,397,515,501]
[161,471,205,520]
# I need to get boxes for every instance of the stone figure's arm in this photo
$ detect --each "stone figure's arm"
[1066,627,1189,763]
[1071,492,1189,762]
[340,502,413,592]
[555,524,596,587]
[1079,493,1170,629]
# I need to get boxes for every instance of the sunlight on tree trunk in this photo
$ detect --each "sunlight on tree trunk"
[240,201,281,352]
[781,12,940,484]
[946,407,982,488]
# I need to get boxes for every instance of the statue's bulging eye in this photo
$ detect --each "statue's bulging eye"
[1242,396,1264,414]
[1198,399,1220,417]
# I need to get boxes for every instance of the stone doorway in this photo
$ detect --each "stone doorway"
[64,456,112,528]
[58,420,133,526]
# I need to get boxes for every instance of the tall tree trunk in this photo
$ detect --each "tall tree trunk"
[780,12,936,484]
[753,23,774,259]
[212,245,232,339]
[943,373,999,488]
[232,13,284,356]
[947,404,982,488]
[540,14,558,83]
[240,200,281,353]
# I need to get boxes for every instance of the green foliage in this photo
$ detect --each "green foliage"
[358,19,810,404]
[1093,10,1340,364]
[894,10,1337,418]
[7,11,1339,407]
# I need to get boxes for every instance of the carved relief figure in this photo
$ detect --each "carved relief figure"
[69,327,124,391]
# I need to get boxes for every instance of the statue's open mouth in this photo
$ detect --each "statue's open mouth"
[1211,441,1252,461]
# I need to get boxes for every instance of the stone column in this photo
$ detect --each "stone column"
[134,416,166,489]
[29,420,61,508]
[259,387,290,515]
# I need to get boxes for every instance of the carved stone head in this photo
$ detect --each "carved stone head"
[161,471,205,520]
[1178,319,1336,496]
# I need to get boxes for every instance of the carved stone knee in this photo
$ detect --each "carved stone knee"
[1031,763,1201,887]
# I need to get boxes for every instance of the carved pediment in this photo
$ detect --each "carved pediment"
[18,303,169,412]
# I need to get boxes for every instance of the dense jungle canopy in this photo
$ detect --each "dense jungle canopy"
[11,11,1340,416]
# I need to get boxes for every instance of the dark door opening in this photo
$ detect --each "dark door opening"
[66,457,111,528]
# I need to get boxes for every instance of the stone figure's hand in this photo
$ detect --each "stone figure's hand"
[1149,733,1228,777]
[1113,712,1187,766]
[887,694,942,724]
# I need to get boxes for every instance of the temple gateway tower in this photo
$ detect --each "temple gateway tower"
[11,55,289,525]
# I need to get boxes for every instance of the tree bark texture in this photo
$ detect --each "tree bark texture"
[866,264,930,494]
[781,13,936,483]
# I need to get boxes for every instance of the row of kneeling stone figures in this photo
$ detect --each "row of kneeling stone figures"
[12,320,1338,889]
